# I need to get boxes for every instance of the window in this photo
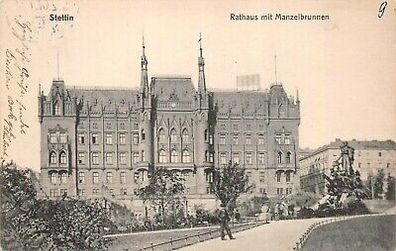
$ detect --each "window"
[119,133,126,145]
[93,172,99,184]
[132,152,139,163]
[141,150,145,162]
[50,152,57,164]
[106,153,113,165]
[286,172,291,182]
[120,172,126,184]
[92,152,99,165]
[119,152,126,165]
[106,122,112,130]
[78,189,85,196]
[59,151,67,164]
[158,129,166,142]
[219,134,226,144]
[54,101,61,115]
[220,153,227,165]
[209,134,213,145]
[277,188,283,195]
[182,149,191,163]
[50,172,57,184]
[204,129,208,142]
[358,162,362,168]
[92,122,98,129]
[246,152,253,164]
[79,172,85,184]
[233,124,238,131]
[205,151,209,162]
[209,153,214,163]
[141,129,146,141]
[205,170,213,182]
[259,171,265,183]
[60,172,67,183]
[59,133,67,143]
[220,124,226,130]
[78,152,85,164]
[92,133,98,144]
[246,124,252,131]
[106,133,113,145]
[170,149,178,163]
[170,129,177,142]
[233,153,240,164]
[159,149,167,163]
[246,134,252,145]
[284,134,290,145]
[233,134,239,145]
[133,123,139,130]
[50,133,57,143]
[106,172,113,183]
[259,188,266,194]
[258,153,265,164]
[50,189,59,197]
[78,134,85,144]
[277,152,282,164]
[286,152,292,164]
[275,134,282,144]
[182,129,189,142]
[378,152,382,157]
[133,133,139,144]
[286,188,292,195]
[276,172,281,182]
[93,188,100,194]
[258,134,264,145]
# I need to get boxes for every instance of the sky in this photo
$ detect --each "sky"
[1,0,395,171]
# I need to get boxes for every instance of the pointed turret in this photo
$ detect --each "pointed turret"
[198,33,206,94]
[140,36,149,97]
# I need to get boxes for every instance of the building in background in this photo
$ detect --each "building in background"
[299,139,396,194]
[37,39,301,214]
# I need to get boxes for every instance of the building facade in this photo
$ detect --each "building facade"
[299,139,396,194]
[38,41,301,212]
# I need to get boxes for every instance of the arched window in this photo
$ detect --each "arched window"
[141,129,146,141]
[182,149,191,163]
[50,172,57,184]
[286,172,291,182]
[159,149,167,163]
[276,172,282,182]
[182,129,189,142]
[54,101,61,115]
[277,152,282,164]
[170,128,177,142]
[204,129,208,142]
[286,152,292,164]
[60,172,67,183]
[50,151,57,164]
[158,128,166,142]
[60,151,67,164]
[170,149,178,163]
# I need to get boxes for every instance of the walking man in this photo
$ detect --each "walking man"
[218,203,235,240]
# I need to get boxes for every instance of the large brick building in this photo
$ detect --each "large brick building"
[300,139,396,194]
[38,41,301,213]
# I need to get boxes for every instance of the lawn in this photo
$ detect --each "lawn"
[302,215,396,251]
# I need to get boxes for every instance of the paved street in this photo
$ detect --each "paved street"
[180,218,324,251]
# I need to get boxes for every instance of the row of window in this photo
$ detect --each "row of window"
[219,133,265,145]
[220,152,266,165]
[49,172,68,184]
[218,123,265,131]
[158,149,192,163]
[49,133,68,144]
[78,133,139,145]
[49,151,68,164]
[79,122,139,130]
[276,187,293,195]
[77,188,129,196]
[277,152,293,164]
[276,172,293,183]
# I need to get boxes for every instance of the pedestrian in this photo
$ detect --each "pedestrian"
[234,209,241,223]
[218,203,235,240]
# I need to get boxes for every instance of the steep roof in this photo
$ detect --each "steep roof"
[213,90,269,115]
[151,75,196,102]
